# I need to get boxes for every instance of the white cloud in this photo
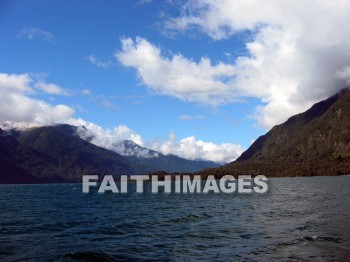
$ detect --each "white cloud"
[35,81,70,96]
[179,114,206,120]
[0,73,74,127]
[67,119,242,163]
[119,0,350,129]
[69,118,145,146]
[112,140,159,158]
[0,72,243,163]
[18,27,58,43]
[0,72,34,93]
[115,37,237,106]
[149,131,244,163]
[67,119,158,158]
[87,54,112,69]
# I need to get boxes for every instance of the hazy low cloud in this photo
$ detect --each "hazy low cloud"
[18,27,58,43]
[112,140,159,158]
[161,0,350,128]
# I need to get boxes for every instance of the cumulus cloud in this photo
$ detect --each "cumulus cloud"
[69,118,145,147]
[87,54,112,69]
[68,118,159,158]
[0,73,74,127]
[0,72,243,162]
[117,0,350,128]
[115,37,237,106]
[149,131,244,163]
[68,119,242,163]
[18,27,58,43]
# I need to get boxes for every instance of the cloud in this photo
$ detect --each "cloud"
[160,0,350,128]
[87,54,112,69]
[0,73,74,127]
[69,117,144,145]
[35,81,70,96]
[112,140,159,158]
[179,114,206,120]
[335,66,350,85]
[76,118,243,162]
[68,119,242,163]
[0,72,243,163]
[149,131,244,163]
[69,119,158,158]
[115,37,237,106]
[18,27,58,43]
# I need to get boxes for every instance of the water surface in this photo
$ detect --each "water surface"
[0,176,349,261]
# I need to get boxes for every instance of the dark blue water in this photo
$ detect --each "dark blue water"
[0,176,350,261]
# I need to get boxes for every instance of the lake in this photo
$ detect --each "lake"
[0,176,349,261]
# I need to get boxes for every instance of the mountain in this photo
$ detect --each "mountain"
[199,89,350,178]
[74,126,219,172]
[111,140,160,158]
[0,125,218,183]
[122,140,219,173]
[0,128,46,183]
[0,126,147,183]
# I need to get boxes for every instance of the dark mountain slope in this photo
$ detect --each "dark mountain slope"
[0,130,40,183]
[126,152,219,173]
[16,126,153,178]
[0,126,154,183]
[199,89,350,177]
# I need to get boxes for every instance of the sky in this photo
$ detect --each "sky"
[1,0,350,163]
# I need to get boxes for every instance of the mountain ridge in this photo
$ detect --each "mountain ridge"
[0,125,218,183]
[198,88,350,178]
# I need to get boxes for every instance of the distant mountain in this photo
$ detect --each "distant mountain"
[111,140,159,158]
[106,139,219,173]
[74,125,219,172]
[199,89,350,177]
[0,125,218,183]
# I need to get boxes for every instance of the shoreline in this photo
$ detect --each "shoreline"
[1,173,349,185]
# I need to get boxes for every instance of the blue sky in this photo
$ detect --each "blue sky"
[1,0,349,163]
